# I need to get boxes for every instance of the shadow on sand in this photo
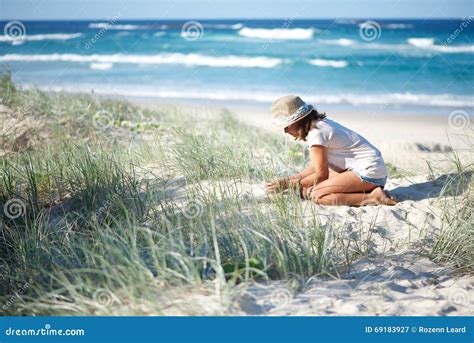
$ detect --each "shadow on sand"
[389,171,472,201]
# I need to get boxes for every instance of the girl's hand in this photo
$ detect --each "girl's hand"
[265,178,289,193]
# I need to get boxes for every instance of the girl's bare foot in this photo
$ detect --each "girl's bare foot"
[370,187,398,206]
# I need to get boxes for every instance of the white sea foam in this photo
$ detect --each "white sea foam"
[319,38,356,46]
[30,83,472,108]
[0,33,82,42]
[0,53,283,69]
[90,62,113,70]
[407,38,436,47]
[318,37,473,53]
[407,37,474,53]
[304,92,473,108]
[238,27,315,40]
[308,59,348,68]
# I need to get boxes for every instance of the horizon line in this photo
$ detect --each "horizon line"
[0,17,469,21]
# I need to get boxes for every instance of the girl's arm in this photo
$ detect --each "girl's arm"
[288,145,329,185]
[265,146,329,193]
[289,165,314,183]
[307,145,329,184]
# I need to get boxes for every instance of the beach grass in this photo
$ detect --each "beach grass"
[430,152,473,272]
[0,73,339,315]
[0,73,472,315]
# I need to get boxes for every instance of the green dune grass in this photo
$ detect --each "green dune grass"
[0,73,472,315]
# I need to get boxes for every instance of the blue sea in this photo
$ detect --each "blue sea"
[0,19,473,114]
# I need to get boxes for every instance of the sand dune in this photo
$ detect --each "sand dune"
[2,96,471,316]
[127,101,472,316]
[144,169,473,316]
[237,253,473,316]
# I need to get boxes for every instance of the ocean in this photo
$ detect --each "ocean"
[0,19,473,114]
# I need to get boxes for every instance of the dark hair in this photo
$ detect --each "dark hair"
[294,109,326,141]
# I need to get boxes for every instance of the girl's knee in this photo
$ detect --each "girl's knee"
[309,189,326,203]
[312,193,338,205]
[303,186,333,203]
[300,178,314,188]
[308,188,331,201]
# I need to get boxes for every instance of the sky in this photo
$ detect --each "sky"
[1,0,473,20]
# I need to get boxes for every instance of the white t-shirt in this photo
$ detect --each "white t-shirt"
[306,118,387,179]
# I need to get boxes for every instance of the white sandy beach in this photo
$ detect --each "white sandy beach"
[217,103,471,173]
[136,99,472,173]
[131,100,473,316]
[136,176,473,316]
[1,96,472,316]
[136,174,473,316]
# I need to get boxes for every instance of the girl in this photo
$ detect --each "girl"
[265,95,397,206]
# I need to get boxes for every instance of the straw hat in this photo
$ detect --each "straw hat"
[271,95,313,129]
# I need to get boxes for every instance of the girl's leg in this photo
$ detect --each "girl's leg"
[315,187,396,206]
[304,171,397,206]
[300,168,340,188]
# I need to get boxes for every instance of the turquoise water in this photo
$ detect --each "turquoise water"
[0,19,473,114]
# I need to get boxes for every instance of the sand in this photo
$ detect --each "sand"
[137,99,472,174]
[144,173,472,316]
[227,104,472,174]
[133,100,473,316]
[4,98,471,316]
